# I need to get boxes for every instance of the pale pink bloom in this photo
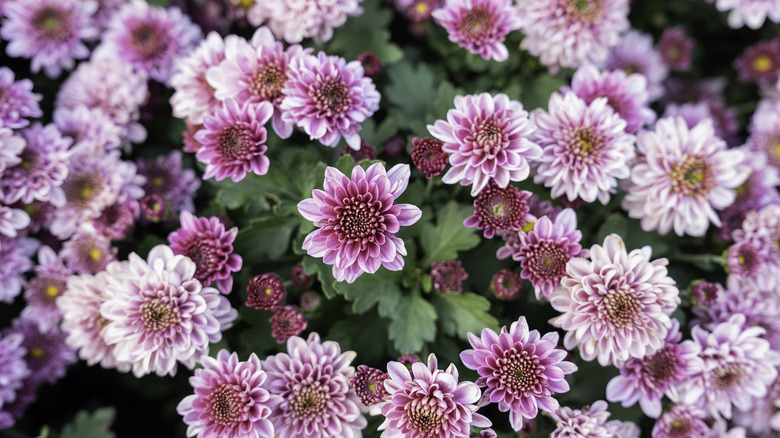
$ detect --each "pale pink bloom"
[431,0,522,61]
[714,0,780,29]
[247,0,364,43]
[169,31,228,125]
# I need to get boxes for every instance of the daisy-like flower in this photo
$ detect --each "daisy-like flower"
[622,117,750,237]
[0,0,98,78]
[298,163,421,283]
[732,204,780,288]
[568,64,656,134]
[464,180,532,238]
[518,0,630,71]
[713,0,780,29]
[490,269,523,300]
[0,67,42,129]
[0,332,28,408]
[262,333,366,438]
[550,233,680,367]
[247,0,364,43]
[21,246,72,331]
[0,236,39,304]
[281,51,380,149]
[656,26,693,72]
[461,316,576,431]
[268,306,307,344]
[168,211,242,294]
[194,99,274,182]
[379,353,491,438]
[136,150,200,216]
[351,365,389,408]
[430,259,468,293]
[6,317,76,385]
[92,1,202,84]
[431,0,522,62]
[60,227,116,274]
[725,241,763,279]
[651,404,708,438]
[547,400,615,438]
[100,245,236,377]
[53,105,122,155]
[411,137,448,179]
[605,30,668,101]
[245,273,286,310]
[170,31,228,125]
[177,349,281,438]
[532,92,635,204]
[428,93,542,196]
[734,39,780,84]
[513,209,585,301]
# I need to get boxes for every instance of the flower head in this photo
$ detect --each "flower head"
[246,273,286,310]
[605,30,668,101]
[690,280,719,306]
[351,365,390,407]
[60,228,116,274]
[6,317,76,385]
[651,404,708,438]
[490,269,523,300]
[430,259,468,293]
[0,67,43,129]
[170,31,228,125]
[657,26,693,71]
[411,137,448,179]
[714,0,780,29]
[21,246,72,331]
[136,150,200,216]
[734,39,780,84]
[356,52,381,78]
[298,163,421,283]
[247,0,364,43]
[548,400,615,438]
[464,180,531,238]
[431,0,522,61]
[269,306,307,344]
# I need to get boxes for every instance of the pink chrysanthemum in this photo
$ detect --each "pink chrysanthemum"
[513,209,585,301]
[713,0,780,29]
[262,333,366,438]
[732,204,780,288]
[461,316,576,431]
[430,259,468,293]
[281,51,380,149]
[656,26,693,72]
[0,67,43,129]
[92,198,139,240]
[100,245,236,377]
[351,365,390,407]
[518,0,630,71]
[379,353,491,438]
[194,99,274,182]
[532,92,635,204]
[92,1,202,84]
[734,39,780,84]
[464,180,532,238]
[490,269,523,300]
[547,400,615,438]
[245,273,286,310]
[168,211,242,294]
[568,64,656,134]
[136,150,200,216]
[177,349,281,438]
[21,246,71,331]
[298,163,421,283]
[651,404,708,438]
[605,30,668,101]
[428,93,542,196]
[247,0,364,43]
[550,233,680,367]
[170,31,228,125]
[411,137,448,179]
[431,0,522,61]
[0,0,98,78]
[60,227,116,274]
[53,105,122,155]
[622,117,750,237]
[747,97,780,169]
[268,306,307,344]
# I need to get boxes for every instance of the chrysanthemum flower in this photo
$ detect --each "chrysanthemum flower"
[6,317,76,385]
[550,233,680,367]
[547,400,615,438]
[690,280,719,307]
[490,269,523,300]
[167,211,242,294]
[464,180,532,238]
[262,333,366,438]
[431,0,521,61]
[0,332,28,415]
[0,67,42,129]
[732,374,780,436]
[139,194,170,223]
[170,31,228,125]
[21,246,71,331]
[281,51,380,150]
[725,241,763,279]
[651,404,708,438]
[518,0,630,71]
[0,205,29,240]
[177,349,281,438]
[0,236,39,304]
[245,273,286,310]
[734,39,780,84]
[568,64,656,134]
[136,150,200,216]
[100,245,236,377]
[428,93,542,196]
[747,97,780,170]
[461,316,576,431]
[194,99,274,182]
[532,92,635,204]
[514,209,585,301]
[379,353,491,438]
[430,259,468,293]
[351,365,389,407]
[60,227,116,274]
[92,1,202,84]
[356,52,381,78]
[732,204,780,288]
[298,163,421,283]
[0,0,98,78]
[268,306,307,344]
[623,117,750,237]
[605,30,668,101]
[411,137,447,179]
[656,26,693,72]
[53,105,123,155]
[247,0,364,43]
[713,0,780,29]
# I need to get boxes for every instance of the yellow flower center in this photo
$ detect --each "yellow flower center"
[753,54,773,73]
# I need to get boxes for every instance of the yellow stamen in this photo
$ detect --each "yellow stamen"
[45,285,59,297]
[89,248,101,261]
[753,55,773,73]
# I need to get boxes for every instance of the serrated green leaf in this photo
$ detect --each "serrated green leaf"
[420,201,481,265]
[302,255,339,299]
[432,292,499,340]
[520,74,567,111]
[234,215,298,262]
[212,166,290,210]
[58,408,116,438]
[388,292,437,354]
[385,62,437,129]
[335,268,403,315]
[327,311,389,365]
[433,81,464,118]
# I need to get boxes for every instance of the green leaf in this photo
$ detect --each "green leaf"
[58,408,116,438]
[432,292,500,340]
[420,201,481,265]
[594,213,670,257]
[234,215,298,261]
[388,291,437,354]
[335,268,403,315]
[212,166,290,210]
[433,81,464,117]
[385,62,437,129]
[302,255,339,299]
[327,311,389,365]
[520,74,567,111]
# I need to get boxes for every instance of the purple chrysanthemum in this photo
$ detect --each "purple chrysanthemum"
[490,269,523,300]
[53,105,123,155]
[431,0,521,61]
[430,259,468,293]
[92,1,202,84]
[547,400,615,438]
[747,97,780,170]
[351,365,389,407]
[379,353,491,438]
[464,180,532,238]
[0,0,98,78]
[356,52,381,79]
[734,39,780,84]
[461,316,576,431]
[411,137,448,179]
[622,117,750,237]
[100,245,236,377]
[0,205,29,240]
[247,0,364,43]
[136,150,200,215]
[0,67,42,129]
[170,31,228,125]
[0,127,24,176]
[60,227,116,274]
[690,280,719,307]
[6,317,76,385]
[550,233,680,367]
[0,236,39,304]
[245,273,286,310]
[92,198,139,240]
[532,92,635,204]
[725,240,763,279]
[298,163,421,283]
[280,51,380,149]
[194,99,274,182]
[21,246,72,331]
[168,211,242,294]
[177,349,280,438]
[428,93,542,196]
[0,332,29,409]
[268,305,307,344]
[732,204,780,288]
[300,292,320,311]
[262,333,366,438]
[651,404,708,438]
[732,372,780,436]
[514,209,585,301]
[657,26,693,72]
[290,264,312,288]
[605,30,668,101]
[714,0,780,29]
[518,0,630,71]
[339,140,377,161]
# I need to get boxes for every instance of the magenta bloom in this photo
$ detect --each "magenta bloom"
[168,211,242,294]
[657,26,693,71]
[281,51,380,149]
[490,269,523,300]
[550,233,680,367]
[262,333,366,438]
[379,353,491,438]
[351,365,389,407]
[0,67,43,129]
[431,0,522,61]
[245,273,286,310]
[298,163,421,283]
[411,137,448,179]
[177,349,280,438]
[430,259,468,293]
[464,180,532,238]
[651,404,708,438]
[268,305,307,344]
[460,316,576,431]
[428,93,542,196]
[734,39,780,84]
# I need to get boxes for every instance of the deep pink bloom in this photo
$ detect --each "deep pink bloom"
[298,163,421,283]
[690,280,719,306]
[245,273,286,310]
[168,211,242,294]
[460,317,576,431]
[651,404,708,438]
[290,264,312,288]
[411,137,448,179]
[734,39,780,84]
[379,353,491,438]
[268,306,307,344]
[351,365,389,407]
[430,259,468,293]
[657,26,693,71]
[177,349,280,438]
[464,180,532,238]
[490,269,523,300]
[356,52,381,78]
[0,67,43,129]
[428,93,542,196]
